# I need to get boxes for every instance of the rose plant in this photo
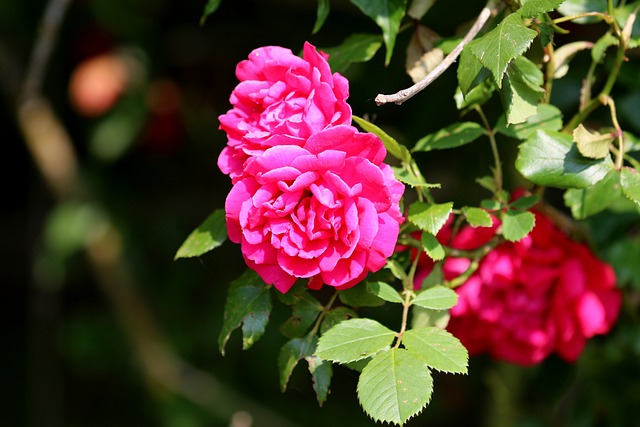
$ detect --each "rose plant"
[177,0,639,425]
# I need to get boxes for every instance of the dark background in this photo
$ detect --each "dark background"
[3,0,640,426]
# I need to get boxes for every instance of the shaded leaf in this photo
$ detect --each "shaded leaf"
[357,348,433,425]
[200,0,223,25]
[495,103,563,140]
[455,80,495,111]
[407,0,437,19]
[501,209,536,242]
[321,307,358,334]
[509,194,540,210]
[421,232,445,261]
[403,327,468,374]
[278,335,317,392]
[573,124,614,159]
[323,33,383,73]
[339,284,385,307]
[457,48,492,95]
[315,318,396,363]
[280,293,323,338]
[553,41,593,78]
[313,0,330,34]
[175,209,227,259]
[462,206,493,227]
[515,130,614,188]
[408,202,453,235]
[218,270,271,355]
[411,306,451,329]
[353,115,411,163]
[558,0,607,24]
[467,13,537,87]
[564,169,622,219]
[412,285,458,310]
[406,26,443,83]
[350,0,408,65]
[307,355,333,405]
[621,167,640,206]
[368,281,404,304]
[413,122,486,152]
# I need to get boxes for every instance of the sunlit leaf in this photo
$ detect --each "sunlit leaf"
[455,80,495,111]
[412,285,458,310]
[350,0,408,65]
[413,122,486,152]
[323,34,383,73]
[357,348,433,425]
[552,41,593,78]
[218,270,271,355]
[495,104,563,140]
[564,169,623,219]
[353,115,411,162]
[515,130,614,188]
[518,0,564,17]
[368,281,404,304]
[462,206,493,227]
[509,194,540,210]
[467,13,537,87]
[421,232,445,261]
[621,167,640,206]
[403,327,468,373]
[408,202,453,235]
[457,47,491,95]
[573,124,614,159]
[501,209,535,242]
[175,209,227,259]
[315,318,396,363]
[392,167,441,189]
[500,61,544,124]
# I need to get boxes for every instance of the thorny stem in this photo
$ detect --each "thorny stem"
[375,0,500,106]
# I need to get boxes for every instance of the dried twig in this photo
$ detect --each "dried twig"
[375,0,499,106]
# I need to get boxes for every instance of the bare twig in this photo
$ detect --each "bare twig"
[375,0,499,106]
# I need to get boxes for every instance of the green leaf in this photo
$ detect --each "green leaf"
[353,115,411,163]
[321,307,358,334]
[412,285,458,310]
[607,238,640,290]
[357,348,433,425]
[515,130,614,189]
[280,293,323,338]
[467,13,538,87]
[462,206,493,227]
[518,0,564,17]
[339,284,385,307]
[509,194,540,210]
[278,335,317,392]
[315,318,396,363]
[480,198,502,211]
[44,201,104,259]
[558,0,607,24]
[564,169,623,219]
[411,306,451,329]
[455,80,495,111]
[313,0,330,34]
[368,281,404,304]
[458,47,492,95]
[175,209,227,259]
[386,259,409,282]
[408,201,453,235]
[218,270,271,355]
[403,327,468,374]
[307,355,333,405]
[413,122,486,152]
[495,103,563,140]
[552,41,593,78]
[323,34,383,73]
[500,61,544,125]
[621,167,640,206]
[200,0,223,25]
[501,209,536,242]
[392,167,441,189]
[573,124,614,159]
[350,0,408,65]
[421,232,445,261]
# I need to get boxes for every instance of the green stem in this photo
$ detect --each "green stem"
[552,12,612,25]
[476,106,502,192]
[605,96,625,169]
[393,290,413,348]
[310,291,339,335]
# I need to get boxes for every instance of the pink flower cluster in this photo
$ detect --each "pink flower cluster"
[413,209,621,365]
[218,42,405,293]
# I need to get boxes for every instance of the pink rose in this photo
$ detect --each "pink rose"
[218,42,352,183]
[225,125,405,293]
[412,208,621,366]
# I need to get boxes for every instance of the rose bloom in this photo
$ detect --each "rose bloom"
[413,211,621,366]
[225,125,405,293]
[218,42,351,183]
